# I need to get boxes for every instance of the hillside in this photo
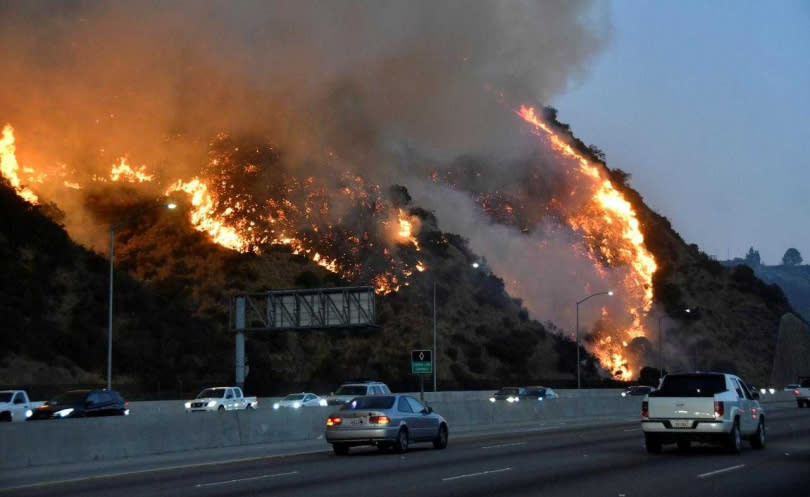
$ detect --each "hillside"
[721,260,810,322]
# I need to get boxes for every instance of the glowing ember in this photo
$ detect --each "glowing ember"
[0,124,39,204]
[517,105,658,380]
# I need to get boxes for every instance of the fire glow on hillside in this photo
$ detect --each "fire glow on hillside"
[1,107,656,380]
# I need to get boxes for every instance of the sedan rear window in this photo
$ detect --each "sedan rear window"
[341,396,395,410]
[652,374,727,397]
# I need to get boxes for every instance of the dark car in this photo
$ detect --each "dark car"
[523,386,560,401]
[30,389,129,420]
[621,385,655,397]
[489,387,526,403]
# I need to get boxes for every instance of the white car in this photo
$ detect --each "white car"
[185,387,258,412]
[273,393,327,409]
[642,372,765,453]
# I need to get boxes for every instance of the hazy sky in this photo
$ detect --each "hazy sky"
[552,0,810,264]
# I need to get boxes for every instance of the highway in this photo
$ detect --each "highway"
[4,405,808,497]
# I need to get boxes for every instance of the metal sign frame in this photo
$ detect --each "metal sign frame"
[411,349,433,374]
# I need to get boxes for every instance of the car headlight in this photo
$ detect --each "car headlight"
[25,409,33,418]
[760,388,766,394]
[124,409,130,416]
[185,402,191,409]
[207,400,217,407]
[55,408,74,418]
[319,399,327,407]
[506,396,516,403]
[292,402,301,409]
[768,388,775,394]
[621,392,627,397]
[537,397,543,402]
[273,403,280,410]
[489,397,496,403]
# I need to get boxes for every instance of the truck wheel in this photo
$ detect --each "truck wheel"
[644,433,662,454]
[218,405,225,412]
[749,418,765,449]
[246,404,253,410]
[727,419,742,453]
[333,443,349,456]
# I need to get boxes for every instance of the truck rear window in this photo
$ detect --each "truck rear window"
[651,374,727,397]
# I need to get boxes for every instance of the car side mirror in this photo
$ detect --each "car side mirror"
[423,406,433,414]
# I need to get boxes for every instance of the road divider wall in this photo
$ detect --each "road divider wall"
[0,390,794,469]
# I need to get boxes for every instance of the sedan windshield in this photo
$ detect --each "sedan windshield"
[283,394,305,401]
[335,386,368,396]
[197,388,225,398]
[50,391,89,405]
[341,396,396,410]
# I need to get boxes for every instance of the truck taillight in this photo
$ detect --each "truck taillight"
[794,389,800,396]
[714,400,724,418]
[641,401,648,419]
[369,415,390,425]
[326,416,342,427]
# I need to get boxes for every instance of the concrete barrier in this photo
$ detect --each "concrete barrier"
[0,389,796,469]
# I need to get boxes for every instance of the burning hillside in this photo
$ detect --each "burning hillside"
[2,101,657,379]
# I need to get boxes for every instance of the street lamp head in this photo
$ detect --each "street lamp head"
[472,262,479,269]
[607,290,614,296]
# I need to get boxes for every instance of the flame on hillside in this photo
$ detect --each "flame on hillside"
[1,125,39,204]
[517,105,657,380]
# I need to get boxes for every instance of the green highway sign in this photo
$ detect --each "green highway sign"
[411,349,433,374]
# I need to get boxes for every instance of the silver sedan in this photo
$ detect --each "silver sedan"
[325,394,448,455]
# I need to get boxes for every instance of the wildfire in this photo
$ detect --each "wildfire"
[517,105,658,380]
[0,124,39,204]
[109,157,154,183]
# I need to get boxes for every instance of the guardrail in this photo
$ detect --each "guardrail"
[0,390,796,469]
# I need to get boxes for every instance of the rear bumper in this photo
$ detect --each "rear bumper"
[642,418,732,435]
[325,426,400,444]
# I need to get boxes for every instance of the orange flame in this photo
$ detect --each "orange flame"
[518,105,657,380]
[110,157,154,183]
[0,124,39,204]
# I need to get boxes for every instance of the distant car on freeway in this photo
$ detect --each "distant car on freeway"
[325,394,448,455]
[489,387,526,403]
[325,381,391,406]
[523,386,559,401]
[273,393,327,409]
[30,389,129,420]
[621,385,656,397]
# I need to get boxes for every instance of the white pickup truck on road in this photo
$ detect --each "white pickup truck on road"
[793,378,810,408]
[0,390,42,422]
[185,387,258,412]
[641,372,765,453]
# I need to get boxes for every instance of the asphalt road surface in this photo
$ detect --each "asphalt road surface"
[4,406,809,497]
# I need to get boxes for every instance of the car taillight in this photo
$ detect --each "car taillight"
[369,415,390,425]
[714,400,724,418]
[326,416,342,427]
[794,389,800,396]
[641,401,648,419]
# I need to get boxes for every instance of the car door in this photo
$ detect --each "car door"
[85,391,104,417]
[11,392,27,421]
[396,396,415,433]
[734,378,756,434]
[225,388,235,410]
[405,396,435,441]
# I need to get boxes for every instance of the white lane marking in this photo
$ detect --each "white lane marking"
[481,442,528,450]
[443,467,512,481]
[697,465,745,479]
[195,471,298,487]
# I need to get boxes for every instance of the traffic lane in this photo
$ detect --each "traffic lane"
[5,409,809,497]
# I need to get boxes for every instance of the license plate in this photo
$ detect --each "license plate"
[671,419,692,429]
[350,418,363,425]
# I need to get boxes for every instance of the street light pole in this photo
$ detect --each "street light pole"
[575,290,613,389]
[433,279,437,392]
[658,308,690,380]
[107,202,176,391]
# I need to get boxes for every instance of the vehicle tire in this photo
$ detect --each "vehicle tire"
[246,404,253,410]
[395,428,409,453]
[217,405,225,412]
[676,439,690,451]
[727,419,742,454]
[750,418,766,450]
[433,425,448,450]
[644,433,662,454]
[333,443,350,456]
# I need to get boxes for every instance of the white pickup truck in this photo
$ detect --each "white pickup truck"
[641,372,765,453]
[185,387,258,412]
[792,377,810,408]
[0,390,42,422]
